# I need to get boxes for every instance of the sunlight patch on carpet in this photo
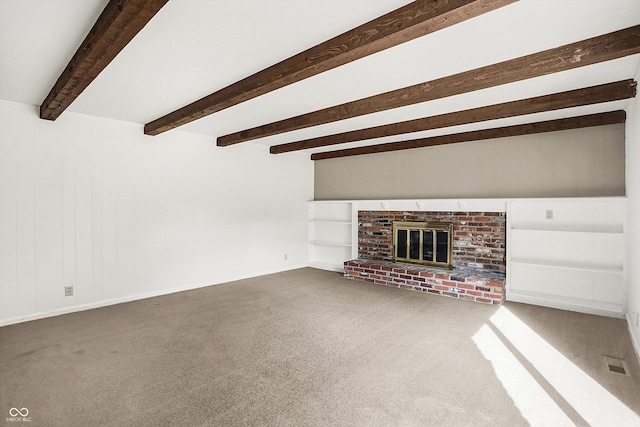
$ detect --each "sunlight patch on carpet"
[473,307,639,426]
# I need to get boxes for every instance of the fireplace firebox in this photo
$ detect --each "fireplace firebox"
[393,222,453,269]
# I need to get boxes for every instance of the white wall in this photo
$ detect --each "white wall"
[626,66,640,358]
[0,100,314,326]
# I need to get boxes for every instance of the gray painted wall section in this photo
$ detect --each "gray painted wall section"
[314,124,625,200]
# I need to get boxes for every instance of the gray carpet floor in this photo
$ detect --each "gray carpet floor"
[1,267,639,426]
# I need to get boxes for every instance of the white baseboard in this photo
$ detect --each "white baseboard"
[307,261,344,272]
[507,290,625,319]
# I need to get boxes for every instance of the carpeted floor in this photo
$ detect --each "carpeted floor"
[1,268,639,426]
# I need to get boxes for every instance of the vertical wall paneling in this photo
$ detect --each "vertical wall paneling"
[74,122,93,305]
[132,134,149,294]
[0,107,18,320]
[15,111,36,316]
[115,128,137,300]
[0,101,313,326]
[34,120,64,313]
[100,124,119,302]
[90,121,103,304]
[62,121,77,301]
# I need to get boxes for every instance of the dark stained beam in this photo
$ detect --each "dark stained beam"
[144,0,518,136]
[310,111,626,160]
[220,25,640,146]
[40,0,169,120]
[271,79,637,153]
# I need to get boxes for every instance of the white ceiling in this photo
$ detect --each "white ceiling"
[1,0,639,155]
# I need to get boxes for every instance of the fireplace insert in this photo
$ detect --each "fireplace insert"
[393,221,453,269]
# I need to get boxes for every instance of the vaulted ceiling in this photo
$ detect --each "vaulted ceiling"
[1,0,639,159]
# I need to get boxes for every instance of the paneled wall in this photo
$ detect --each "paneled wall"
[625,66,640,357]
[314,124,625,200]
[0,101,313,325]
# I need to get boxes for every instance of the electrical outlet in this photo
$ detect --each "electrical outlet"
[65,286,74,297]
[284,253,288,261]
[546,210,553,220]
[636,312,639,328]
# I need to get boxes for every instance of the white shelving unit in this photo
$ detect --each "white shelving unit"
[308,201,357,272]
[507,198,626,317]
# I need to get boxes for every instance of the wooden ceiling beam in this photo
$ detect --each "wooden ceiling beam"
[270,79,637,153]
[220,25,640,147]
[310,111,626,160]
[40,0,169,121]
[144,0,518,136]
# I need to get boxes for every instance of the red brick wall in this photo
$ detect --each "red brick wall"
[358,211,506,272]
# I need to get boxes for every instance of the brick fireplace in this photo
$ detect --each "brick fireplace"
[344,210,507,304]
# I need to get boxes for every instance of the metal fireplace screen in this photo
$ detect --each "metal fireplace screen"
[393,222,453,269]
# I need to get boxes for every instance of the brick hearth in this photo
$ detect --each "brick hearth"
[344,259,506,304]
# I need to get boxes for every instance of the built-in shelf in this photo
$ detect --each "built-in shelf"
[507,198,626,317]
[510,259,623,274]
[510,225,623,234]
[308,201,357,272]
